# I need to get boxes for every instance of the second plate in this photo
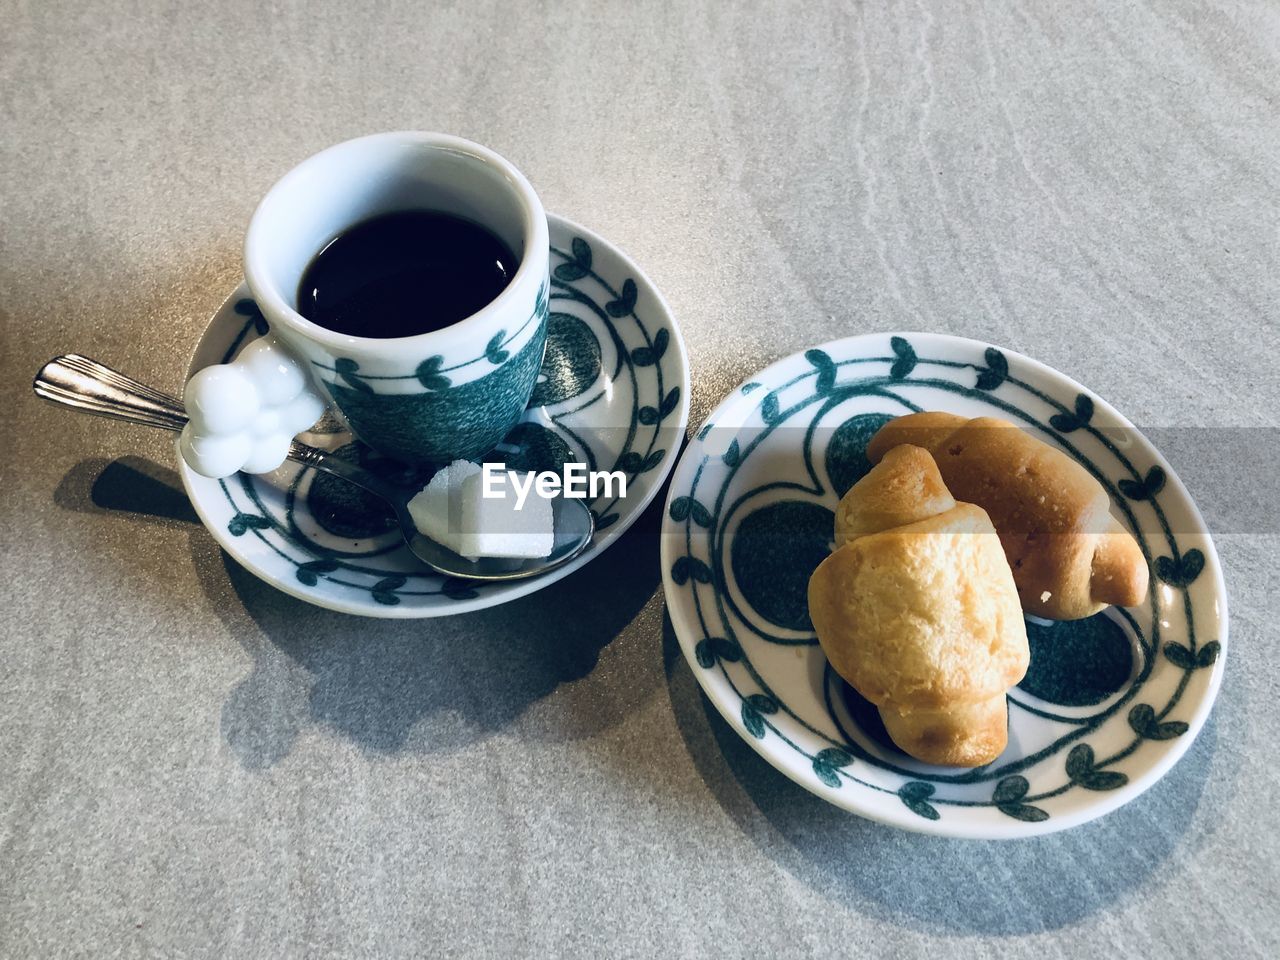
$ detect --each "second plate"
[661,333,1227,838]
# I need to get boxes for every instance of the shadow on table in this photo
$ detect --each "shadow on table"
[195,472,669,770]
[662,614,1217,936]
[54,455,199,525]
[55,454,667,769]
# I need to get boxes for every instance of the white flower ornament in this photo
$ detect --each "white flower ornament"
[180,337,327,478]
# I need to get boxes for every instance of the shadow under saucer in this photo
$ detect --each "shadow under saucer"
[197,486,670,769]
[54,455,199,526]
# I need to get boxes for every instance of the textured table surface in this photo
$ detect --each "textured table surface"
[3,1,1278,957]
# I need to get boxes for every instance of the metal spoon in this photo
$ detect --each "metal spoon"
[33,354,595,581]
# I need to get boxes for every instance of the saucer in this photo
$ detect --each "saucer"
[661,333,1227,837]
[180,213,689,617]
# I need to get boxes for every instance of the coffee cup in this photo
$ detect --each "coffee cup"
[242,131,549,465]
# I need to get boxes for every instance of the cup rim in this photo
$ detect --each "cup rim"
[243,131,548,352]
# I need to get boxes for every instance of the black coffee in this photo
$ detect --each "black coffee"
[297,210,518,338]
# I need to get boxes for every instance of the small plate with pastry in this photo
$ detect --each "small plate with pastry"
[661,333,1226,837]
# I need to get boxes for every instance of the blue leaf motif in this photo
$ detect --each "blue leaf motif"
[669,496,712,527]
[1049,393,1095,433]
[742,701,766,738]
[687,556,712,583]
[441,577,479,601]
[554,261,588,282]
[812,747,852,788]
[760,392,781,424]
[553,237,593,282]
[999,803,1049,822]
[741,693,778,739]
[1128,704,1188,741]
[335,358,375,394]
[975,347,1009,390]
[295,559,339,586]
[815,747,852,767]
[889,336,917,379]
[415,356,451,390]
[1119,466,1167,501]
[1163,642,1195,670]
[1065,744,1129,789]
[898,781,940,820]
[689,500,712,527]
[606,278,638,317]
[485,331,509,365]
[671,556,690,585]
[371,574,407,606]
[659,386,681,418]
[1155,549,1204,588]
[989,775,1049,820]
[638,387,681,426]
[805,349,837,394]
[993,776,1029,804]
[694,636,743,668]
[227,512,271,537]
[631,328,669,367]
[670,555,711,585]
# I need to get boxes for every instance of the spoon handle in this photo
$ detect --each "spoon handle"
[34,354,189,431]
[279,440,402,503]
[32,355,401,501]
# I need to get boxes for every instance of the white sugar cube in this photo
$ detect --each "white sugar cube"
[406,460,480,556]
[406,460,554,561]
[457,468,554,560]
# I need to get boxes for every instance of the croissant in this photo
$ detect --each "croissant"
[866,412,1148,620]
[808,445,1029,766]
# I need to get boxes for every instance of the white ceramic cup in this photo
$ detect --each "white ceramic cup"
[243,131,550,465]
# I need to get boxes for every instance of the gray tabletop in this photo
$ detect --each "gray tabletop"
[3,1,1277,957]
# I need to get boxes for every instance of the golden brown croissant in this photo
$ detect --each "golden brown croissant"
[808,445,1028,766]
[866,412,1149,620]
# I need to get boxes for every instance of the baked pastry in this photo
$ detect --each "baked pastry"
[809,446,1028,766]
[866,412,1148,620]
